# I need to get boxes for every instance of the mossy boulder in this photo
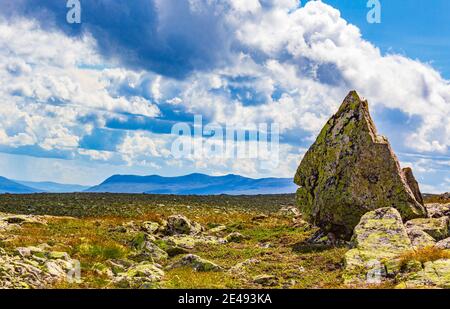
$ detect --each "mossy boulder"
[397,259,450,288]
[163,215,203,236]
[114,263,164,289]
[343,208,413,284]
[294,91,426,238]
[405,217,449,241]
[128,241,168,263]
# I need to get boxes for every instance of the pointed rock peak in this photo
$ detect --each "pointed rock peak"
[337,90,365,112]
[294,91,427,238]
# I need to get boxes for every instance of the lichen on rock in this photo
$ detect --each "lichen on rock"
[343,208,413,285]
[294,91,427,238]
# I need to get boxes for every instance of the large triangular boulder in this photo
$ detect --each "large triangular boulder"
[294,91,427,238]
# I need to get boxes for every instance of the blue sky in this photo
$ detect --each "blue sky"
[0,0,448,193]
[319,0,450,78]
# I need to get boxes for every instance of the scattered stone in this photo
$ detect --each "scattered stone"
[294,91,426,238]
[106,259,134,275]
[425,203,450,218]
[343,208,413,284]
[229,259,260,274]
[165,245,190,257]
[208,225,227,234]
[252,274,278,286]
[436,238,450,250]
[0,213,47,226]
[164,235,226,250]
[252,214,268,221]
[406,228,436,249]
[114,263,164,289]
[92,262,114,277]
[405,217,449,241]
[169,254,222,272]
[278,206,301,217]
[225,232,246,243]
[0,244,78,289]
[128,241,168,263]
[164,215,203,236]
[141,221,160,234]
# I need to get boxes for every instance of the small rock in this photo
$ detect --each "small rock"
[406,228,436,249]
[128,241,168,263]
[425,203,450,218]
[141,221,159,234]
[47,251,70,261]
[253,274,278,286]
[164,235,226,250]
[164,215,203,236]
[405,217,449,240]
[436,238,450,250]
[115,263,164,289]
[169,254,222,272]
[208,225,227,234]
[278,206,301,217]
[225,232,246,243]
[252,214,268,221]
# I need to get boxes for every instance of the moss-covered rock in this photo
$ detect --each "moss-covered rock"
[397,259,450,288]
[168,254,222,272]
[163,215,203,236]
[406,228,436,249]
[128,241,169,263]
[425,203,450,218]
[405,217,449,240]
[225,232,246,243]
[294,91,426,238]
[343,208,413,284]
[164,235,226,249]
[114,263,164,289]
[436,238,450,250]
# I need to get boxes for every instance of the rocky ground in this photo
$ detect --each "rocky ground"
[0,193,448,289]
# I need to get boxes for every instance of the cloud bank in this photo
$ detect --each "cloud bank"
[0,0,448,191]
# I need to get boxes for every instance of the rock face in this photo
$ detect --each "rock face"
[402,168,424,205]
[294,91,427,237]
[343,208,413,284]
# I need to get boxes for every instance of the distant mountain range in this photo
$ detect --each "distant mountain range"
[86,173,297,195]
[0,173,297,195]
[14,180,90,193]
[0,176,39,193]
[0,177,90,193]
